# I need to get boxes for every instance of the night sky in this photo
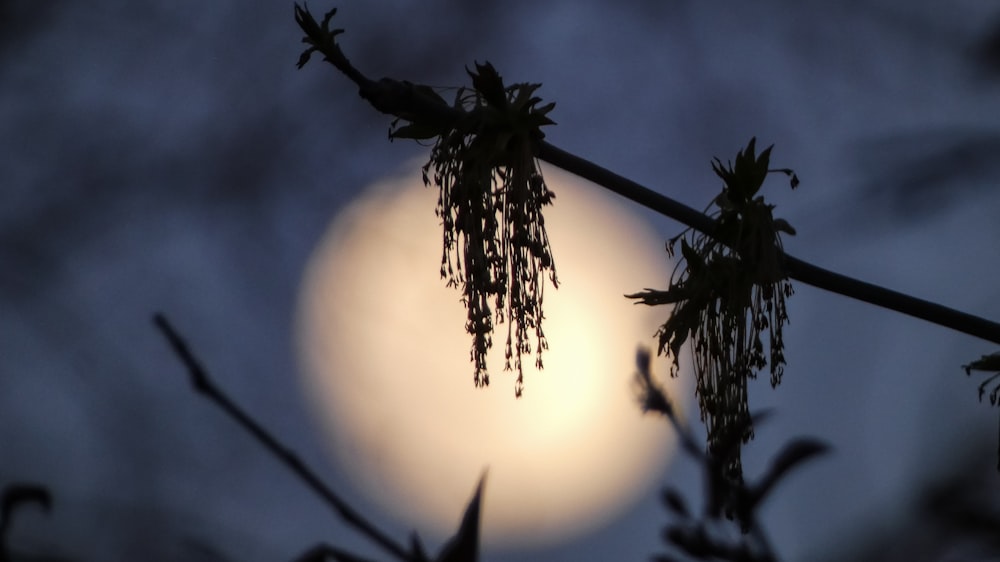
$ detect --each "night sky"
[3,1,1000,560]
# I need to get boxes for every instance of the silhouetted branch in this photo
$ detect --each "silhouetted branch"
[537,142,1000,346]
[293,3,1000,347]
[153,313,413,562]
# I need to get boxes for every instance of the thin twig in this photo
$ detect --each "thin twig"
[152,313,413,562]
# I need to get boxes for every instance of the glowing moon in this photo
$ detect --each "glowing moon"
[297,163,685,547]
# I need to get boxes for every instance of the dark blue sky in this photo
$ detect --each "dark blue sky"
[2,1,1000,560]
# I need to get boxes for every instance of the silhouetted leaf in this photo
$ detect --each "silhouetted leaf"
[467,62,506,109]
[751,144,774,194]
[773,218,796,236]
[410,532,431,562]
[625,287,690,306]
[748,438,829,510]
[636,346,652,374]
[412,84,449,110]
[661,489,690,518]
[634,347,675,416]
[293,4,344,69]
[436,473,486,562]
[296,46,318,69]
[679,239,703,274]
[390,122,441,141]
[963,351,1000,375]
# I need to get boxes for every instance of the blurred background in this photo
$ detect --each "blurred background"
[2,0,1000,560]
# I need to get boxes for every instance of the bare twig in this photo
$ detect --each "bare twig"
[152,313,413,562]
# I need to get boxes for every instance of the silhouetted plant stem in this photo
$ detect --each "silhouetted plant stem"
[153,313,413,562]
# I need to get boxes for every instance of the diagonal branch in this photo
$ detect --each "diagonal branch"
[293,4,1000,347]
[153,313,414,562]
[537,142,1000,346]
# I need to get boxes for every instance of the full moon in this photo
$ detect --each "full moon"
[297,163,686,547]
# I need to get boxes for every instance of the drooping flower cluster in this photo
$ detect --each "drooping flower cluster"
[629,139,799,484]
[394,62,557,397]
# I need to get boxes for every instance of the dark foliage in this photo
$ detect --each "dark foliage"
[634,349,827,561]
[627,139,798,487]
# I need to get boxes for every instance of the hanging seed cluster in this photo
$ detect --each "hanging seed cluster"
[394,62,557,397]
[628,139,799,484]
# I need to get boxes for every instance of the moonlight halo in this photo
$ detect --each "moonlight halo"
[297,163,687,547]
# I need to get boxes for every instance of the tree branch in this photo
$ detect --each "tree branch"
[294,4,1000,347]
[536,142,1000,346]
[153,313,414,562]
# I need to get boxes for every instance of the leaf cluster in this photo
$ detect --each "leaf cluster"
[628,139,798,487]
[391,62,555,144]
[710,139,798,209]
[294,6,357,81]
